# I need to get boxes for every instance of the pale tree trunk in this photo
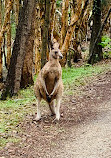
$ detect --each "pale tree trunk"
[60,0,82,66]
[50,0,56,40]
[5,0,12,69]
[0,0,2,82]
[0,0,1,29]
[34,4,41,74]
[0,0,13,52]
[60,0,69,47]
[60,0,89,66]
[1,0,36,99]
[72,0,88,62]
[14,0,19,25]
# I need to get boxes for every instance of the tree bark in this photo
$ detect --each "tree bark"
[88,0,102,64]
[0,0,2,82]
[41,0,51,68]
[5,0,12,69]
[34,3,41,74]
[20,6,36,88]
[60,0,89,66]
[60,0,82,66]
[0,0,13,51]
[0,0,13,81]
[60,0,69,47]
[50,0,56,41]
[88,7,111,64]
[14,0,19,25]
[1,0,36,99]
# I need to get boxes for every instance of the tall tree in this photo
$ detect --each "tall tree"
[50,0,56,41]
[1,0,36,99]
[60,0,89,66]
[0,0,2,82]
[20,6,36,88]
[60,0,69,47]
[5,0,12,69]
[34,3,41,74]
[14,0,19,25]
[41,0,51,68]
[0,0,13,82]
[88,0,102,64]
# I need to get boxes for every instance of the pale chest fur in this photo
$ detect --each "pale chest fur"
[45,67,61,94]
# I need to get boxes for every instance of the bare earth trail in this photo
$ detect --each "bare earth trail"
[0,71,111,158]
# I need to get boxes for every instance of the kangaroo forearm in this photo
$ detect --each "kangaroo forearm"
[41,78,49,95]
[50,81,59,95]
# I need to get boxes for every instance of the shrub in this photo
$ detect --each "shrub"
[99,36,111,59]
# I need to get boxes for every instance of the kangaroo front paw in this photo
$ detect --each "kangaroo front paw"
[46,94,52,103]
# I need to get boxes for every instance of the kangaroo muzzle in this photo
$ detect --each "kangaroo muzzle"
[58,51,63,59]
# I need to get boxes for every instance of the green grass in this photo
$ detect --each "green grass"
[62,62,111,95]
[0,61,111,148]
[62,63,110,85]
[0,86,36,148]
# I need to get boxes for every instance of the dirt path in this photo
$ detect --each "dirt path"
[0,71,111,158]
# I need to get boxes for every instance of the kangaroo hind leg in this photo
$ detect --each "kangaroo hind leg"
[55,97,61,121]
[49,100,56,116]
[35,98,41,121]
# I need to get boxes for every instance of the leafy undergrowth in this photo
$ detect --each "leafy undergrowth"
[0,60,111,148]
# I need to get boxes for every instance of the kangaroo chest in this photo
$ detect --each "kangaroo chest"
[45,69,59,94]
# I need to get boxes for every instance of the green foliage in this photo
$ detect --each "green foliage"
[99,36,111,48]
[56,0,62,7]
[11,22,16,40]
[101,0,109,6]
[99,36,111,59]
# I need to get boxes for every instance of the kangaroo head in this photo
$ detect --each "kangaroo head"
[50,40,63,60]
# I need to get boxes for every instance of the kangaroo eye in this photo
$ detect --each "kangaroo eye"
[55,51,58,54]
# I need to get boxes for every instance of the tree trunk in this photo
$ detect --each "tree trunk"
[60,0,89,66]
[1,0,36,99]
[0,0,13,82]
[60,0,69,47]
[88,0,102,64]
[5,0,12,69]
[50,0,56,41]
[34,4,41,74]
[14,0,19,25]
[41,0,51,68]
[0,0,2,82]
[60,0,82,66]
[0,0,13,51]
[20,7,36,88]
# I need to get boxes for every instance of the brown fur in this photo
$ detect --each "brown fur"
[34,40,63,121]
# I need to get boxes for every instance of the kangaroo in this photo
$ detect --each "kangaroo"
[34,40,63,121]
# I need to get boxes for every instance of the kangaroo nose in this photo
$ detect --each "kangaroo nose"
[59,54,63,59]
[58,51,63,59]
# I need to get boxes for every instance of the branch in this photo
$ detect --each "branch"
[71,0,89,27]
[55,9,62,17]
